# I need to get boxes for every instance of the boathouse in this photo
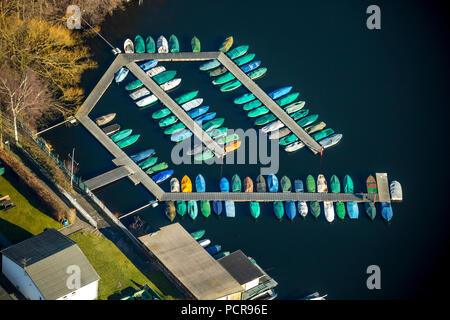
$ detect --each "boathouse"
[1,229,100,300]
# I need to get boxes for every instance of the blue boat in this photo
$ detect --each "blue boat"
[268,86,292,100]
[381,202,393,221]
[194,112,216,124]
[241,60,261,73]
[213,201,223,215]
[130,149,155,162]
[195,174,206,192]
[115,67,129,83]
[220,177,230,192]
[285,201,296,220]
[188,106,209,118]
[294,179,304,192]
[225,201,235,217]
[205,244,222,256]
[138,59,158,71]
[267,174,279,192]
[347,202,359,219]
[170,129,192,142]
[151,170,174,183]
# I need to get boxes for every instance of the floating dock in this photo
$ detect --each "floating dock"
[84,166,133,191]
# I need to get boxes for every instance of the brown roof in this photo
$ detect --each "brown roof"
[139,223,243,300]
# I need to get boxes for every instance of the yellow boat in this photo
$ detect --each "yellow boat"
[181,175,192,192]
[224,140,241,153]
[219,36,233,52]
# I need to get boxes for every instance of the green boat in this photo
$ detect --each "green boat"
[248,67,267,80]
[164,122,186,134]
[220,80,242,92]
[116,134,140,149]
[176,201,187,216]
[280,176,292,192]
[226,45,249,59]
[152,108,171,119]
[312,128,334,141]
[273,202,284,219]
[279,133,298,146]
[134,35,145,53]
[231,174,242,192]
[139,156,158,170]
[194,150,214,161]
[125,79,144,91]
[202,118,225,131]
[209,66,228,77]
[200,200,211,218]
[310,201,321,218]
[217,134,239,145]
[275,92,300,107]
[110,129,132,142]
[158,115,178,127]
[255,114,276,125]
[336,202,346,220]
[365,202,376,221]
[297,114,319,127]
[146,36,155,53]
[175,91,199,104]
[191,36,201,52]
[146,162,168,174]
[212,72,235,85]
[209,127,228,139]
[219,36,233,52]
[169,34,179,53]
[250,202,260,219]
[234,93,255,105]
[343,175,354,193]
[153,70,177,85]
[190,229,205,240]
[306,175,316,192]
[243,100,262,111]
[248,106,269,118]
[284,101,306,114]
[330,175,341,193]
[234,53,255,66]
[290,109,309,121]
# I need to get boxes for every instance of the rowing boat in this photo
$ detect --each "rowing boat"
[124,39,134,53]
[134,35,145,53]
[256,175,266,192]
[234,92,255,105]
[269,127,290,140]
[269,86,292,100]
[168,34,179,53]
[102,124,120,136]
[304,121,326,134]
[231,174,242,192]
[219,36,233,52]
[146,36,155,53]
[247,67,267,80]
[146,162,168,175]
[95,113,116,126]
[116,134,140,148]
[175,91,199,104]
[234,53,255,66]
[130,149,155,162]
[152,170,173,183]
[191,36,201,52]
[226,45,249,59]
[157,35,168,53]
[220,80,242,92]
[181,175,192,192]
[111,129,132,142]
[181,98,203,111]
[254,114,276,126]
[224,140,241,152]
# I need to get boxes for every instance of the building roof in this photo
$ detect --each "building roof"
[139,223,243,300]
[218,250,264,285]
[1,229,100,300]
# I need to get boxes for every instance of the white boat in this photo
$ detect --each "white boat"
[324,201,335,222]
[269,127,290,140]
[285,141,305,152]
[95,113,116,126]
[284,101,306,114]
[129,87,150,100]
[301,292,328,300]
[136,94,158,107]
[170,178,180,192]
[198,239,210,247]
[318,133,343,149]
[298,201,308,217]
[304,121,326,134]
[160,78,181,91]
[124,39,134,53]
[317,174,327,193]
[181,98,203,111]
[157,35,169,53]
[261,120,285,134]
[389,180,403,201]
[146,66,166,77]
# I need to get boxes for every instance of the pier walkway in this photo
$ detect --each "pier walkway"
[376,173,391,203]
[84,166,133,191]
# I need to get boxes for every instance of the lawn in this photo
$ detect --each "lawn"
[0,175,61,243]
[69,230,168,300]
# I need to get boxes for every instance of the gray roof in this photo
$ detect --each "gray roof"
[218,250,264,285]
[1,229,100,300]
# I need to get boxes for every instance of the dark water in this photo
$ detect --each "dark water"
[42,0,450,299]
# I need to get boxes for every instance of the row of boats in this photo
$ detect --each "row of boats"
[123,34,201,54]
[163,174,399,222]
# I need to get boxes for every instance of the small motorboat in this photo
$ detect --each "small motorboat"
[95,113,116,126]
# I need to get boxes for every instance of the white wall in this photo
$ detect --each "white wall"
[244,278,259,291]
[1,255,44,300]
[57,280,98,300]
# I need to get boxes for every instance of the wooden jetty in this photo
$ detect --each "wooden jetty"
[84,166,133,191]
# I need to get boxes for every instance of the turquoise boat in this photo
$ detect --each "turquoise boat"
[164,122,185,135]
[202,118,225,131]
[247,106,269,117]
[190,230,205,240]
[153,70,177,85]
[234,53,255,66]
[134,35,145,53]
[199,59,221,71]
[290,109,309,121]
[234,93,255,105]
[226,45,249,59]
[217,134,239,145]
[146,162,168,174]
[159,115,178,127]
[310,201,321,218]
[249,202,260,219]
[273,202,284,219]
[195,174,206,192]
[347,202,359,219]
[125,79,144,91]
[275,92,300,107]
[312,128,334,141]
[243,100,262,111]
[176,201,187,216]
[111,129,132,142]
[212,72,235,85]
[297,114,319,127]
[152,108,171,119]
[280,134,298,146]
[116,134,140,149]
[188,200,198,220]
[248,67,267,80]
[255,114,276,125]
[146,36,155,53]
[220,80,242,92]
[231,174,242,192]
[208,127,228,139]
[168,34,179,53]
[138,156,158,170]
[175,91,199,104]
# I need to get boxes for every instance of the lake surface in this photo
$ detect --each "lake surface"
[42,0,450,299]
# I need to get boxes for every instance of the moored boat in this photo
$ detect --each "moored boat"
[146,162,168,175]
[102,124,120,136]
[306,175,316,192]
[175,90,199,104]
[280,176,292,192]
[129,87,150,100]
[269,86,292,100]
[200,200,211,218]
[187,106,209,119]
[331,175,345,219]
[146,65,166,77]
[343,175,354,193]
[209,66,227,77]
[284,141,305,153]
[234,53,256,66]
[290,109,309,121]
[261,120,284,134]
[297,114,319,127]
[138,156,158,170]
[219,36,233,52]
[213,201,222,215]
[317,174,328,193]
[199,59,221,71]
[389,181,402,201]
[220,177,230,192]
[285,201,296,220]
[241,60,261,73]
[220,79,242,92]
[134,35,145,53]
[130,149,155,162]
[275,92,299,107]
[318,134,343,149]
[310,201,321,218]
[124,39,134,53]
[208,127,228,139]
[170,178,180,192]
[168,34,179,53]
[279,133,298,146]
[250,202,260,219]
[381,202,393,221]
[151,169,173,183]
[269,127,290,140]
[95,113,116,126]
[234,92,255,105]
[159,115,178,127]
[202,117,224,131]
[231,174,242,192]
[256,175,266,192]
[244,177,253,192]
[367,175,378,193]
[157,35,169,53]
[186,144,205,156]
[226,45,249,59]
[205,244,222,256]
[198,239,210,247]
[365,202,376,221]
[165,201,176,222]
[194,150,215,162]
[164,123,185,135]
[115,67,129,83]
[214,251,230,259]
[190,230,205,240]
[248,106,269,118]
[304,121,326,134]
[191,36,201,52]
[225,201,235,218]
[336,202,346,220]
[160,78,181,91]
[152,108,171,119]
[194,112,216,124]
[153,70,177,85]
[217,133,239,145]
[195,174,206,192]
[284,101,305,114]
[254,114,276,126]
[295,180,308,218]
[243,100,262,111]
[247,67,267,80]
[312,128,334,141]
[146,36,155,53]
[347,202,359,219]
[181,175,192,192]
[188,200,198,220]
[212,72,235,85]
[111,129,132,142]
[181,98,203,112]
[136,94,158,107]
[267,174,279,192]
[139,59,158,71]
[273,201,284,219]
[224,140,241,153]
